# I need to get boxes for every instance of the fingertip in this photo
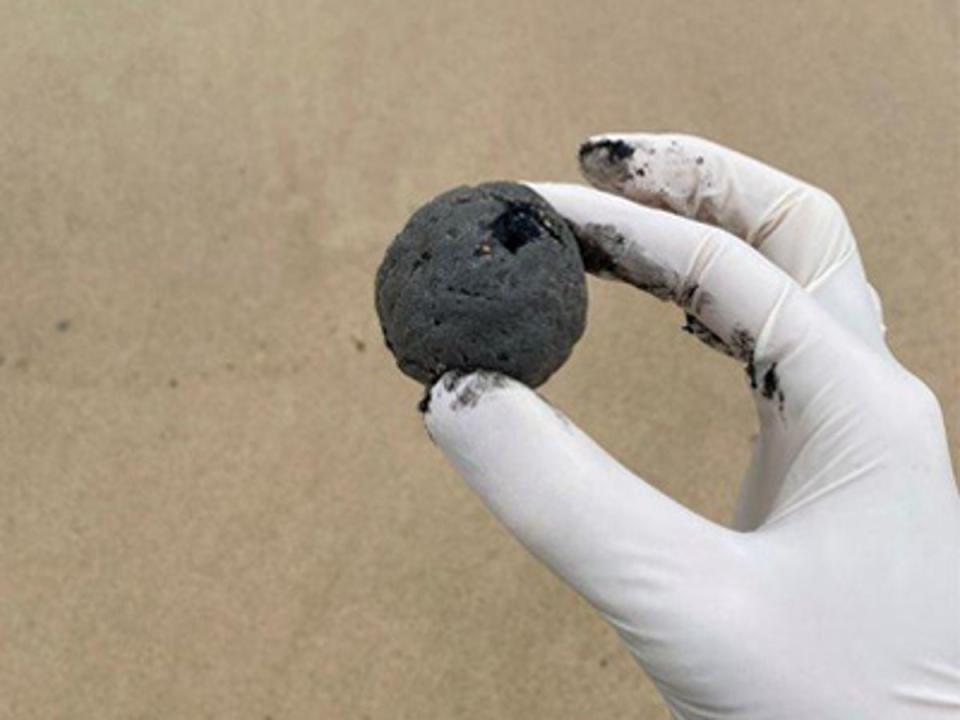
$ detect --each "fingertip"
[578,134,635,160]
[421,369,584,467]
[577,134,637,190]
[421,369,520,433]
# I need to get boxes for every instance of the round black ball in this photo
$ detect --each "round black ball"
[375,182,587,388]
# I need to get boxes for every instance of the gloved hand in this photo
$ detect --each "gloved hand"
[422,133,960,719]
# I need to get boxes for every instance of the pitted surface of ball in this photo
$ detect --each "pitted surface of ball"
[375,182,587,388]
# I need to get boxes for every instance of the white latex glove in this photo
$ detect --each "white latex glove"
[422,134,960,719]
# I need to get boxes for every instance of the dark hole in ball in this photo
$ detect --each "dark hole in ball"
[488,203,544,254]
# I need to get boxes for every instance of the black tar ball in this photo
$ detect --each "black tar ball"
[375,182,588,389]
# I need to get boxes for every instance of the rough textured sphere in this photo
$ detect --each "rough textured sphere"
[375,182,587,389]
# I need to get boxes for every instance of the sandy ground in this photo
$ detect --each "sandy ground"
[1,2,956,718]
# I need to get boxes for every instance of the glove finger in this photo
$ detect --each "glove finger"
[422,369,741,634]
[577,133,888,356]
[530,182,919,529]
[530,182,898,421]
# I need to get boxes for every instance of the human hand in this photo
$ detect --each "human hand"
[422,134,960,718]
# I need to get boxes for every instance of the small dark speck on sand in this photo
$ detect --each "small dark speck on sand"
[351,336,367,353]
[169,378,179,388]
[56,319,71,333]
